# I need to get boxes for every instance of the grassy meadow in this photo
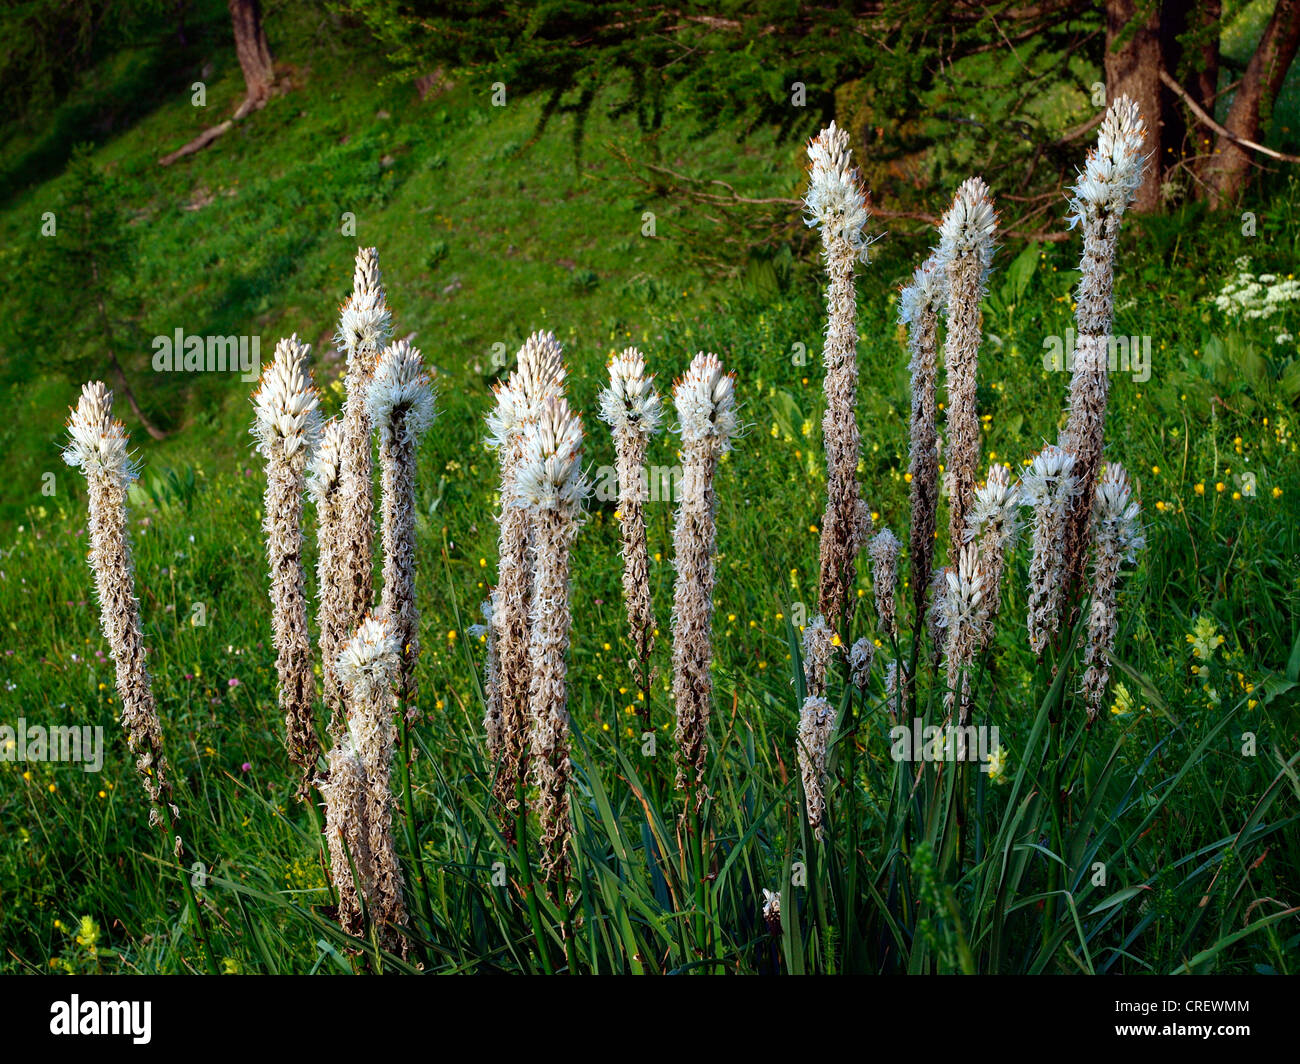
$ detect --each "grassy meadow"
[1,6,1299,976]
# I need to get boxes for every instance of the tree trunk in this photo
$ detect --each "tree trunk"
[228,0,274,119]
[1106,0,1165,212]
[1202,0,1300,207]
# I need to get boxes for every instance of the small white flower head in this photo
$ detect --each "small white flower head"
[848,637,875,690]
[898,253,948,326]
[306,419,346,505]
[485,332,567,451]
[937,176,997,279]
[514,395,588,515]
[336,613,401,704]
[250,335,322,458]
[804,121,872,263]
[802,614,835,687]
[967,463,1022,543]
[762,888,781,920]
[1067,96,1148,228]
[1093,462,1145,562]
[883,659,903,702]
[1020,444,1078,509]
[368,339,437,439]
[63,381,138,484]
[517,330,567,395]
[939,544,985,633]
[870,528,902,571]
[334,247,392,358]
[599,348,663,437]
[674,351,738,450]
[353,246,384,301]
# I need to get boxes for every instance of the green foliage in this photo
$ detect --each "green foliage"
[0,3,1297,975]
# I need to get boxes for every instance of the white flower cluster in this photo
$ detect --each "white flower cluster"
[63,381,138,484]
[1213,257,1300,320]
[937,176,997,277]
[306,419,345,505]
[898,254,947,327]
[848,636,875,690]
[485,331,567,451]
[1067,95,1147,227]
[966,463,1021,544]
[336,614,401,705]
[250,335,322,458]
[598,348,662,436]
[675,351,738,449]
[1093,463,1145,563]
[514,395,587,515]
[938,543,985,635]
[334,247,392,357]
[803,121,872,263]
[368,339,437,440]
[1020,443,1077,511]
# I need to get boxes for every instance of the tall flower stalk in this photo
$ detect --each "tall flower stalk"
[318,733,373,940]
[307,420,347,737]
[938,543,985,725]
[598,348,663,729]
[900,255,947,634]
[965,463,1020,645]
[804,121,872,637]
[251,335,323,797]
[64,383,181,855]
[334,614,407,955]
[515,395,588,887]
[368,340,436,714]
[334,248,392,661]
[1081,464,1143,722]
[797,696,835,841]
[484,332,566,834]
[1059,97,1147,610]
[870,529,902,641]
[936,177,997,559]
[670,352,739,803]
[1022,444,1078,656]
[797,615,835,838]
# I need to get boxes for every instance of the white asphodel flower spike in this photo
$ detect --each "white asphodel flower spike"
[514,395,588,515]
[675,351,739,452]
[806,122,873,635]
[804,120,872,264]
[65,382,181,854]
[368,339,437,441]
[599,348,664,715]
[1022,443,1078,655]
[251,335,322,458]
[252,335,324,794]
[1067,95,1148,229]
[306,418,345,506]
[898,254,948,328]
[517,393,588,887]
[1082,463,1145,723]
[937,175,997,559]
[64,381,139,485]
[936,176,997,280]
[901,253,947,632]
[307,418,348,736]
[334,247,392,361]
[369,339,437,717]
[599,348,663,435]
[671,351,739,803]
[336,614,402,705]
